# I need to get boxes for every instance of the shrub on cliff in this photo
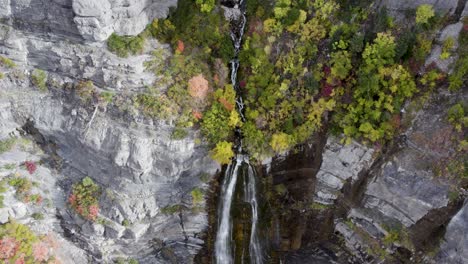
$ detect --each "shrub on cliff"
[195,0,215,13]
[415,4,435,25]
[0,56,15,68]
[0,137,16,154]
[107,33,145,57]
[0,220,59,263]
[448,104,467,132]
[68,176,101,221]
[31,69,47,92]
[211,141,234,165]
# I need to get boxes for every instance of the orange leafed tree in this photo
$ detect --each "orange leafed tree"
[188,74,209,99]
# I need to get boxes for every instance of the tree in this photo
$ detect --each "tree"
[270,132,292,153]
[188,74,209,99]
[211,141,234,164]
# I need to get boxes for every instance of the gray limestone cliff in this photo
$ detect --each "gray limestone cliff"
[0,0,222,263]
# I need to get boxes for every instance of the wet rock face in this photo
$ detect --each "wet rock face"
[314,137,375,205]
[436,201,468,263]
[0,0,177,42]
[363,161,449,227]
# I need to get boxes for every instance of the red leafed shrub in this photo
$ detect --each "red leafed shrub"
[219,97,234,111]
[321,83,334,97]
[24,161,37,174]
[0,237,20,260]
[239,80,246,88]
[32,242,49,262]
[188,74,209,99]
[0,221,60,263]
[176,40,185,53]
[192,110,203,120]
[68,177,101,221]
[88,205,99,221]
[390,114,401,129]
[14,254,25,264]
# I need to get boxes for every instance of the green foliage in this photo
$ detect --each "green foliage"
[134,93,177,119]
[449,56,468,91]
[200,85,239,144]
[270,132,292,153]
[0,56,16,68]
[416,4,435,25]
[191,188,204,205]
[330,49,352,80]
[195,0,215,13]
[149,0,232,63]
[339,33,416,142]
[447,104,467,132]
[121,219,130,227]
[9,177,32,196]
[107,33,145,57]
[449,23,468,91]
[210,141,234,164]
[440,36,455,59]
[68,176,101,221]
[128,259,139,264]
[100,91,114,104]
[31,212,44,220]
[171,127,188,140]
[0,220,39,263]
[0,137,16,154]
[113,258,139,264]
[75,80,95,102]
[31,69,47,92]
[161,204,182,214]
[413,33,433,62]
[0,179,6,208]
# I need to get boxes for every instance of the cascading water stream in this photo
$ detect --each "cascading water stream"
[214,1,263,263]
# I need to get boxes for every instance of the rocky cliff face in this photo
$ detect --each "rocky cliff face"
[1,0,467,263]
[0,0,221,263]
[264,1,468,263]
[0,0,177,42]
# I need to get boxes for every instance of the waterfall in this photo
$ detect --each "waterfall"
[214,1,264,263]
[245,165,263,264]
[215,156,242,264]
[215,156,263,264]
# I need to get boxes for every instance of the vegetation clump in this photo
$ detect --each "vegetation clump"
[191,187,204,205]
[107,33,145,57]
[0,220,59,263]
[68,176,101,221]
[415,4,435,25]
[0,137,16,154]
[447,103,467,132]
[210,141,234,165]
[449,19,468,91]
[31,69,47,92]
[0,56,16,68]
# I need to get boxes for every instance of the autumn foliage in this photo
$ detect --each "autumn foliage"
[188,74,209,99]
[0,221,60,263]
[68,177,101,221]
[176,40,185,53]
[23,161,37,175]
